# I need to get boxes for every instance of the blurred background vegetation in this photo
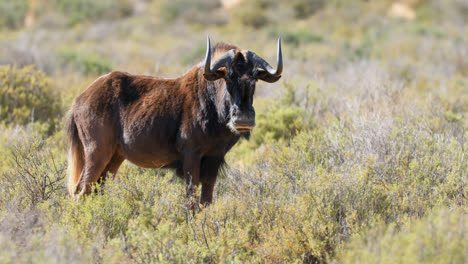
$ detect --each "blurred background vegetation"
[0,0,467,263]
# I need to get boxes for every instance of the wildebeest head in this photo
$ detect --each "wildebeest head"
[203,37,283,133]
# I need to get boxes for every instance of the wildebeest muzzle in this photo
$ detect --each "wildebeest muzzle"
[230,105,255,132]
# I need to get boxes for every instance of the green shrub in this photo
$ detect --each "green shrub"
[0,0,28,29]
[292,0,326,19]
[51,0,132,26]
[232,0,272,29]
[57,49,112,75]
[252,81,309,146]
[0,65,62,132]
[338,207,468,264]
[157,0,224,25]
[52,166,189,262]
[282,30,323,46]
[1,137,66,209]
[253,101,305,146]
[0,206,93,263]
[227,82,310,164]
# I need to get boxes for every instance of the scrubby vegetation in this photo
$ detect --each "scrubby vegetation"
[0,65,61,133]
[0,0,466,263]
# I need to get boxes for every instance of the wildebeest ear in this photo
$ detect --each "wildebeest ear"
[257,69,281,83]
[203,68,227,81]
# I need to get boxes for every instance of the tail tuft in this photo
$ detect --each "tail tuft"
[66,109,84,198]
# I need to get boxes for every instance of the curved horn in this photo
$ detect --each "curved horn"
[204,36,212,75]
[247,37,283,81]
[203,36,237,81]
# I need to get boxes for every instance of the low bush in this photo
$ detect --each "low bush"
[338,207,467,264]
[252,81,309,147]
[0,206,93,263]
[282,30,324,46]
[232,0,273,29]
[253,100,305,146]
[0,65,62,133]
[227,81,310,164]
[1,137,66,208]
[0,0,28,29]
[292,0,326,19]
[51,0,132,26]
[156,0,226,26]
[57,49,112,75]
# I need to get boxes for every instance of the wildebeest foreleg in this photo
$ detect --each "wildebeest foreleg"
[200,157,223,206]
[183,152,201,210]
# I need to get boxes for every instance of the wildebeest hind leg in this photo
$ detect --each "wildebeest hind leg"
[77,147,114,197]
[98,153,125,181]
[97,153,125,189]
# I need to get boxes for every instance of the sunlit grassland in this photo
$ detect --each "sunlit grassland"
[0,0,467,263]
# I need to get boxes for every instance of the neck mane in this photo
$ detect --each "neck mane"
[191,42,241,133]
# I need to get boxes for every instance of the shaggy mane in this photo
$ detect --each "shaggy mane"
[211,42,241,61]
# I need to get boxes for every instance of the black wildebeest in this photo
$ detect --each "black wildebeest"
[66,37,283,206]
